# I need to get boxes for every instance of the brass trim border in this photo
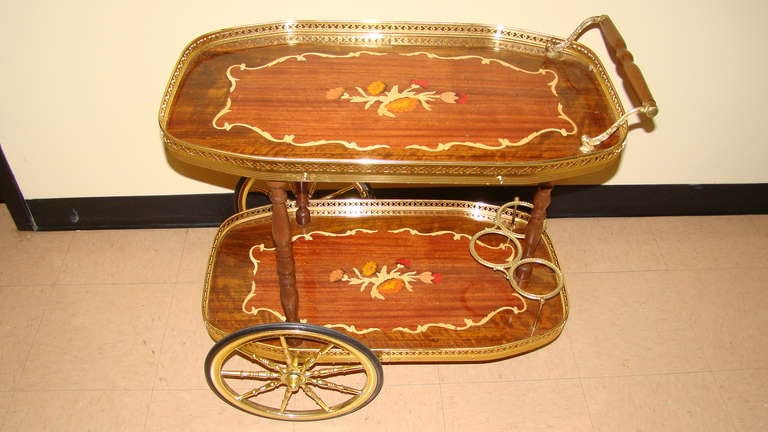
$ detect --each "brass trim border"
[162,135,623,185]
[202,199,568,363]
[159,20,626,185]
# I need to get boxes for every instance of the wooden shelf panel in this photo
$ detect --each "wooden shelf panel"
[203,200,567,362]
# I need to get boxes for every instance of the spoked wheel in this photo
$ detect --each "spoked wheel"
[205,323,383,421]
[233,177,373,212]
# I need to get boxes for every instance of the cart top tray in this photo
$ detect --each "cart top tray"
[203,199,567,363]
[160,18,656,185]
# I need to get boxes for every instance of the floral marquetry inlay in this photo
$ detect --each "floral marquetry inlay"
[241,227,527,335]
[328,257,442,300]
[211,51,578,152]
[326,79,467,118]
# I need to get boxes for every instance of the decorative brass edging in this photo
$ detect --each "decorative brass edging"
[160,20,625,184]
[203,199,568,363]
[163,134,623,185]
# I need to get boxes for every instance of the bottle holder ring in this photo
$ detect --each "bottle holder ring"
[493,198,548,239]
[469,199,563,302]
[505,258,564,301]
[468,227,523,271]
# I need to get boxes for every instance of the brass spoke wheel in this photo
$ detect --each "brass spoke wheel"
[205,323,383,421]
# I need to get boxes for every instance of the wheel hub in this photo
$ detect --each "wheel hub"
[282,370,306,391]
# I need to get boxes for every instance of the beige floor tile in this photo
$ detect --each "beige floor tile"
[0,391,11,429]
[714,369,768,431]
[155,282,215,390]
[747,214,768,243]
[382,363,440,386]
[689,268,768,370]
[176,227,218,283]
[19,283,174,390]
[0,204,13,228]
[747,214,768,269]
[442,379,592,432]
[0,285,46,391]
[652,215,768,270]
[57,229,187,284]
[145,389,293,432]
[0,210,72,285]
[567,271,710,377]
[2,209,765,431]
[547,217,666,273]
[437,327,577,383]
[583,373,735,432]
[1,390,151,432]
[293,383,445,432]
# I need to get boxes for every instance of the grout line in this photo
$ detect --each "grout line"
[563,265,768,276]
[709,370,745,431]
[436,381,448,432]
[20,373,726,390]
[708,366,768,374]
[0,391,10,432]
[41,280,179,287]
[7,388,157,393]
[51,230,76,285]
[434,369,744,387]
[10,283,54,393]
[577,369,719,381]
[173,228,192,284]
[577,377,597,432]
[141,390,156,432]
[142,229,196,431]
[143,271,183,431]
[562,327,599,430]
[649,229,670,272]
[438,375,584,386]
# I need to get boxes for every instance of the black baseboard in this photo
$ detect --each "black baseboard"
[27,194,236,231]
[19,183,768,231]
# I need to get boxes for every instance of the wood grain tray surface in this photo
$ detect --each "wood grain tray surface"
[203,200,567,362]
[160,21,626,184]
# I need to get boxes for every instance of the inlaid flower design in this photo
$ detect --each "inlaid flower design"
[326,79,467,118]
[329,257,442,300]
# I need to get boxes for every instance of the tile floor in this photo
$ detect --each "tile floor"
[0,203,766,431]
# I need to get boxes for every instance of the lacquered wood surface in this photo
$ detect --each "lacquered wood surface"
[160,22,626,184]
[203,201,567,362]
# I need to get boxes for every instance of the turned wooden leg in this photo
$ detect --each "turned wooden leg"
[516,183,553,282]
[266,181,299,323]
[294,181,311,227]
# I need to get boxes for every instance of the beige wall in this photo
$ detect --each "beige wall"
[1,0,766,199]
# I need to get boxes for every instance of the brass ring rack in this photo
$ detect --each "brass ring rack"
[469,199,564,301]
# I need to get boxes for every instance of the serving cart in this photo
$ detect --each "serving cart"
[159,15,657,421]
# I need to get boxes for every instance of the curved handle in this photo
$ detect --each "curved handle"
[548,15,658,151]
[597,15,658,117]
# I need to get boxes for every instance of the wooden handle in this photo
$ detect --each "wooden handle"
[550,15,658,118]
[596,15,658,117]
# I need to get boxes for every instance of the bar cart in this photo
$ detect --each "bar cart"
[159,15,657,421]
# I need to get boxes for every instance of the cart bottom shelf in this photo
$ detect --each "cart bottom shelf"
[204,200,568,363]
